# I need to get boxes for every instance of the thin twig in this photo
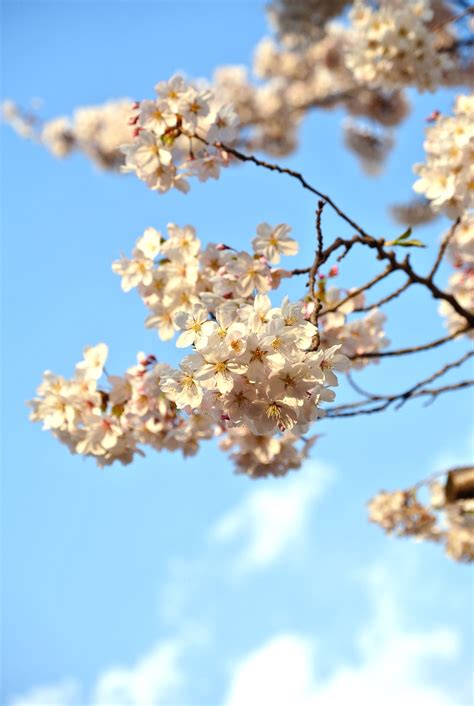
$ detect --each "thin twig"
[439,36,474,52]
[429,217,460,280]
[325,352,474,417]
[309,200,326,349]
[218,143,374,241]
[290,267,311,276]
[433,4,474,31]
[320,265,393,316]
[205,139,474,328]
[314,232,474,327]
[325,380,473,418]
[394,350,474,409]
[350,327,469,360]
[353,279,411,312]
[346,373,376,400]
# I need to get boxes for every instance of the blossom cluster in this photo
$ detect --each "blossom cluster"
[448,212,474,269]
[112,222,389,364]
[2,98,134,169]
[160,295,349,436]
[368,474,474,563]
[121,75,239,194]
[4,0,473,178]
[31,214,394,477]
[438,211,474,339]
[317,287,389,365]
[390,197,439,227]
[343,119,394,174]
[439,269,474,339]
[112,222,299,341]
[28,344,216,467]
[28,321,347,475]
[346,0,453,92]
[413,94,474,218]
[266,0,351,47]
[251,27,410,164]
[220,427,317,478]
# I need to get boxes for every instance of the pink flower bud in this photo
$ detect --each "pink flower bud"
[329,266,339,277]
[426,110,441,122]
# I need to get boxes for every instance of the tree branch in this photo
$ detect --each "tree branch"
[309,200,326,349]
[353,279,412,313]
[429,217,460,280]
[350,327,469,359]
[325,352,474,418]
[320,265,394,316]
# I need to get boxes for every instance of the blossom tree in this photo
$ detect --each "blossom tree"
[4,0,474,562]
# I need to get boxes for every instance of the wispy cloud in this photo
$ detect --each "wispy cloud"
[223,560,461,706]
[91,638,186,706]
[9,635,196,706]
[210,461,334,576]
[10,459,469,706]
[10,681,80,706]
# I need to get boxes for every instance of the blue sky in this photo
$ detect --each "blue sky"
[1,1,473,704]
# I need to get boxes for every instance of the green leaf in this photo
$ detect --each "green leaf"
[394,239,426,248]
[397,227,412,241]
[385,233,426,248]
[385,227,418,247]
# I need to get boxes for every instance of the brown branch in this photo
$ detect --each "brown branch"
[309,200,326,301]
[290,266,311,276]
[429,217,461,280]
[353,279,412,312]
[314,233,474,327]
[433,4,474,31]
[320,265,394,316]
[208,140,474,328]
[350,327,469,360]
[439,36,474,52]
[309,200,326,349]
[325,380,473,418]
[394,350,474,408]
[346,373,376,400]
[325,351,474,418]
[218,143,373,241]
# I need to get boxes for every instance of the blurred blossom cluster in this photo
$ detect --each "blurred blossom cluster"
[345,0,453,92]
[3,1,472,176]
[2,98,134,168]
[368,469,474,562]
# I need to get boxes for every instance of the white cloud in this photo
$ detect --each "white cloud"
[10,460,469,706]
[9,638,189,706]
[91,639,185,706]
[210,461,334,575]
[223,561,462,706]
[10,681,80,706]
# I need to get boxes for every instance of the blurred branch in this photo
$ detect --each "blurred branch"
[326,352,474,417]
[350,327,469,359]
[353,279,411,312]
[429,217,460,280]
